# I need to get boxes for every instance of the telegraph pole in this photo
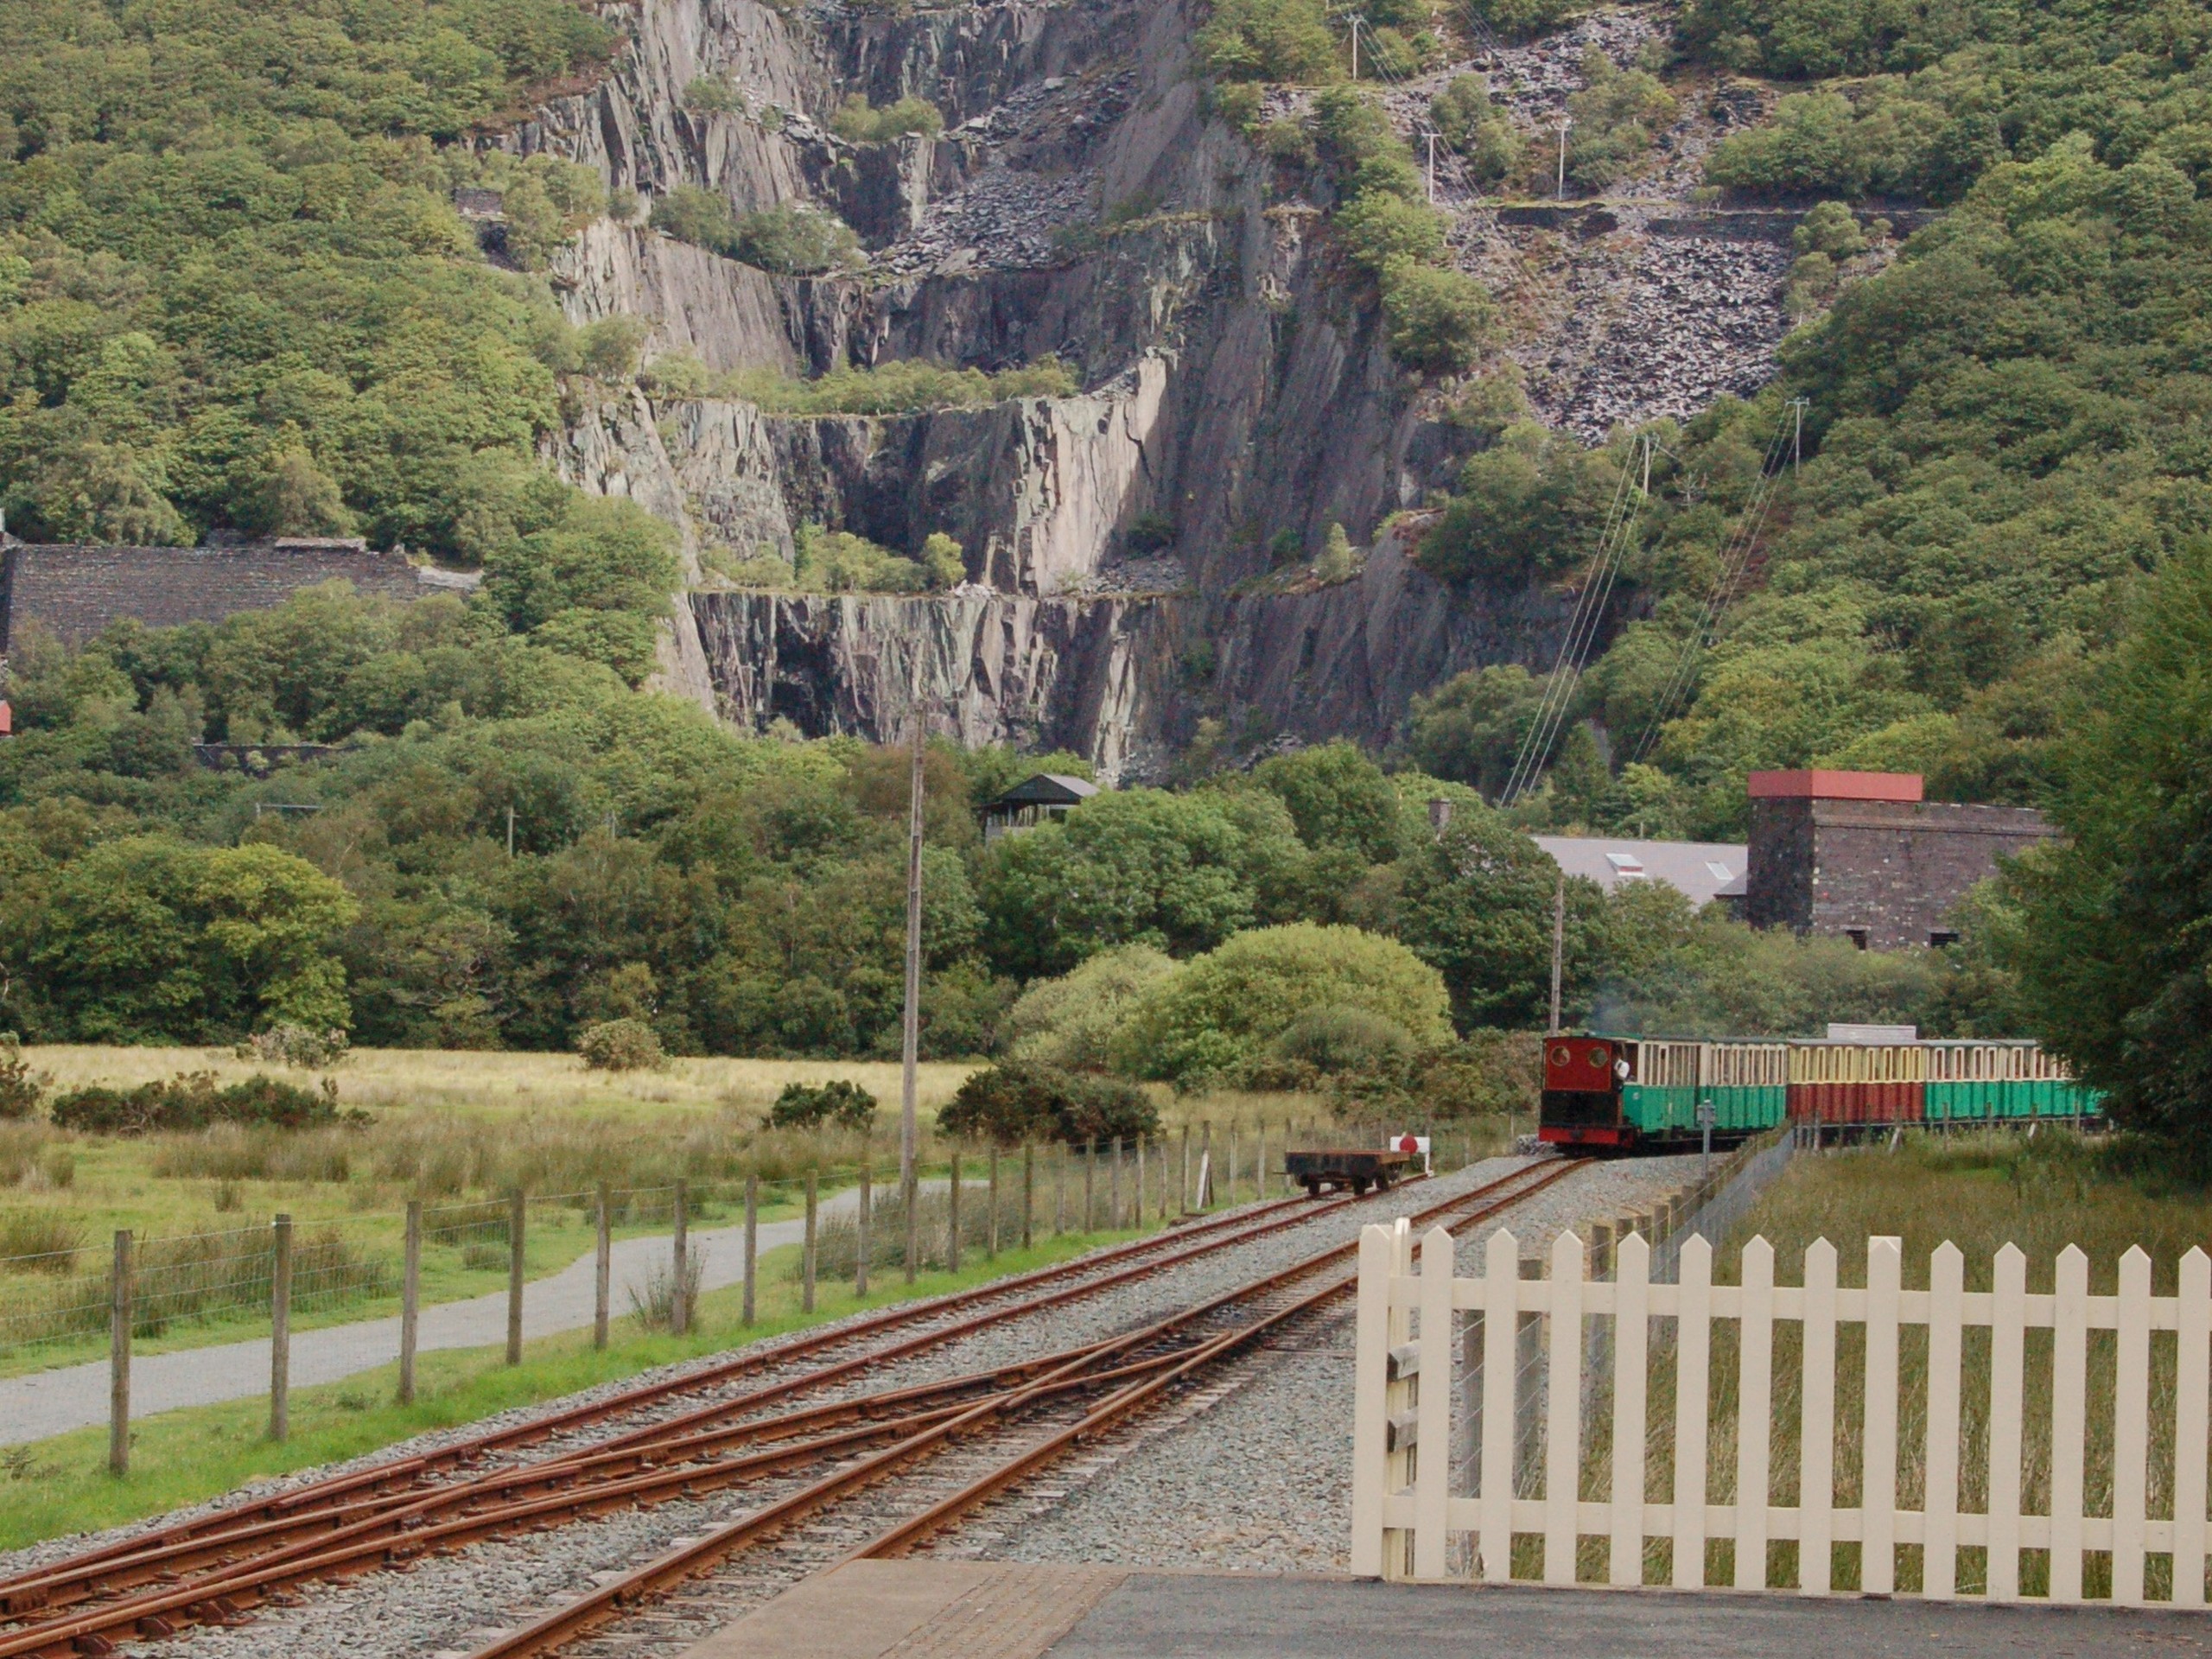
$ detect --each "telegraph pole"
[1556,115,1571,200]
[1548,871,1566,1035]
[1421,130,1439,203]
[1789,397,1808,472]
[899,662,925,1281]
[1348,15,1365,79]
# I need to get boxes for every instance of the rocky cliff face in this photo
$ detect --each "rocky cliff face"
[524,0,1795,779]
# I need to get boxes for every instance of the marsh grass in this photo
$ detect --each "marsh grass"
[1489,1129,2208,1599]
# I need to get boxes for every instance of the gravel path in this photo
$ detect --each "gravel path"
[53,1160,1557,1659]
[988,1154,1704,1574]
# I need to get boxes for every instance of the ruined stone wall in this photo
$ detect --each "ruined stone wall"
[0,543,429,650]
[1749,797,2056,950]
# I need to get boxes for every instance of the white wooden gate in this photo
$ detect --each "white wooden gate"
[1352,1219,2212,1604]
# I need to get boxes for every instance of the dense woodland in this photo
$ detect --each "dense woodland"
[0,2,2204,1125]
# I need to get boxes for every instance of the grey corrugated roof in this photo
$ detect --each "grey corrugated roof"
[989,773,1100,809]
[1532,836,1749,908]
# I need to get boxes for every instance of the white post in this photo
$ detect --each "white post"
[1670,1235,1712,1588]
[2177,1249,2211,1605]
[1543,1230,1585,1584]
[1860,1236,1901,1595]
[1478,1229,1520,1581]
[1414,1225,1456,1578]
[1351,1223,1397,1578]
[1733,1236,1774,1590]
[2049,1244,2090,1602]
[1609,1232,1649,1585]
[1923,1242,1965,1599]
[1986,1243,2027,1600]
[1797,1238,1838,1595]
[2113,1245,2152,1605]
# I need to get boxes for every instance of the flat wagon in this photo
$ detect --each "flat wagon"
[1283,1147,1414,1196]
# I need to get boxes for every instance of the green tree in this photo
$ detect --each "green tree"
[1998,543,2212,1132]
[17,837,359,1042]
[1116,922,1453,1084]
[1405,664,1548,798]
[1250,740,1402,862]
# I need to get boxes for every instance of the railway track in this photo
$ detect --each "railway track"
[464,1157,1585,1659]
[0,1177,1434,1657]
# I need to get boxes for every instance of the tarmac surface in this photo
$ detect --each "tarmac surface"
[0,1186,872,1446]
[683,1560,2212,1659]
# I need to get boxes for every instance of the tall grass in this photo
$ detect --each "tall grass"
[1511,1130,2209,1598]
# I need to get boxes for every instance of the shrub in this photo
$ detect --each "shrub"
[766,1078,880,1131]
[684,74,747,117]
[1565,54,1677,190]
[1334,192,1446,276]
[1211,81,1264,133]
[733,204,862,274]
[1465,0,1573,41]
[830,95,944,145]
[1125,511,1175,554]
[1007,944,1179,1071]
[1427,76,1523,187]
[1314,522,1361,583]
[793,524,955,593]
[650,189,861,274]
[1268,1004,1417,1073]
[576,1018,665,1071]
[938,1061,1161,1147]
[1380,259,1495,372]
[1196,0,1342,83]
[1117,923,1454,1085]
[0,1039,49,1121]
[49,1073,352,1135]
[236,1025,350,1069]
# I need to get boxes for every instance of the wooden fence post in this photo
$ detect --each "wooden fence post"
[1798,1238,1839,1595]
[594,1184,611,1351]
[987,1144,1000,1260]
[2050,1243,2090,1602]
[1478,1228,1518,1583]
[1200,1122,1212,1208]
[505,1189,525,1366]
[946,1151,961,1274]
[269,1213,293,1442]
[1672,1234,1713,1588]
[1021,1142,1034,1250]
[2174,1247,2210,1607]
[856,1164,872,1298]
[1256,1122,1267,1200]
[1541,1230,1585,1586]
[399,1200,422,1403]
[803,1171,819,1312]
[1414,1224,1456,1579]
[1610,1232,1650,1586]
[671,1179,690,1337]
[1179,1126,1191,1214]
[1110,1137,1122,1230]
[1350,1221,1395,1579]
[1923,1241,1964,1599]
[108,1230,131,1477]
[1053,1142,1065,1235]
[742,1175,758,1326]
[1135,1136,1146,1227]
[1734,1236,1776,1590]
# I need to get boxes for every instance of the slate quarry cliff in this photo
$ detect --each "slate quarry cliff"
[519,0,1795,779]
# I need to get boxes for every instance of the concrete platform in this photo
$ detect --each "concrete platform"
[686,1562,2212,1659]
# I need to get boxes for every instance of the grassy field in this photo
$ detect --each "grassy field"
[0,1226,1158,1554]
[0,1046,1507,1378]
[1556,1129,2212,1599]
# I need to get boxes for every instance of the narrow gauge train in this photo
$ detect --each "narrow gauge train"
[1539,1034,2105,1154]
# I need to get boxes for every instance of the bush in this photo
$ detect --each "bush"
[1465,0,1573,41]
[236,1025,350,1069]
[1565,54,1677,190]
[1268,1004,1417,1073]
[651,189,861,274]
[1380,259,1495,372]
[938,1061,1161,1147]
[1117,923,1455,1086]
[1427,77,1523,188]
[830,95,944,144]
[576,1018,665,1071]
[1007,944,1179,1071]
[1196,0,1342,83]
[684,74,747,117]
[50,1072,352,1135]
[766,1078,879,1130]
[0,1039,50,1121]
[793,524,959,594]
[1334,192,1446,276]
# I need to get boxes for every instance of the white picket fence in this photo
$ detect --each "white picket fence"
[1351,1219,2212,1605]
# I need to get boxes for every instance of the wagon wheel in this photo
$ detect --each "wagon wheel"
[1352,1177,1370,1195]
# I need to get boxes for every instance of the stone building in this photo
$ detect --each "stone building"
[1745,770,2056,950]
[0,538,453,652]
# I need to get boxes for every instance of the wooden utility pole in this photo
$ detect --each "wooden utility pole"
[593,1185,611,1350]
[671,1179,690,1336]
[1548,871,1567,1034]
[109,1230,131,1477]
[1557,115,1572,199]
[400,1201,422,1402]
[269,1214,293,1442]
[505,1189,525,1366]
[899,687,925,1284]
